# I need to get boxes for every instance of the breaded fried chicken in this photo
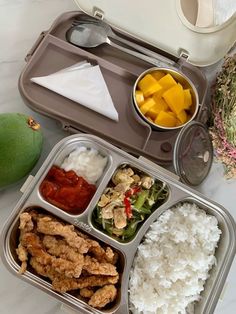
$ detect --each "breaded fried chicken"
[16,244,28,274]
[37,216,91,254]
[43,235,84,263]
[89,245,118,264]
[19,212,34,232]
[52,275,119,293]
[79,288,94,298]
[88,285,117,308]
[17,211,120,309]
[21,232,83,278]
[83,256,118,276]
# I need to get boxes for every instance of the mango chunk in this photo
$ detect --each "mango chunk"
[183,89,192,109]
[135,90,144,107]
[162,83,185,115]
[155,110,177,127]
[138,74,163,97]
[157,74,177,92]
[166,111,177,118]
[153,94,169,111]
[146,116,154,123]
[151,71,165,81]
[146,104,161,120]
[177,110,187,124]
[139,98,156,115]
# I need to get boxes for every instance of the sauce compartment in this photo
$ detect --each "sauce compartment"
[38,140,112,216]
[128,197,235,314]
[7,206,125,314]
[91,163,169,243]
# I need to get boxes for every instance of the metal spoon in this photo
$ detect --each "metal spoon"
[71,17,175,67]
[66,23,173,68]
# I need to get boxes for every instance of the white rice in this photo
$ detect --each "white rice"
[61,146,107,184]
[129,202,221,314]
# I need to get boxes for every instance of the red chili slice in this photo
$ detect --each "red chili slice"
[123,186,141,219]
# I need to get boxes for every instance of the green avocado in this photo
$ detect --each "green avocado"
[0,113,43,188]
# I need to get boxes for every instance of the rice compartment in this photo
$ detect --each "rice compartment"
[129,202,221,314]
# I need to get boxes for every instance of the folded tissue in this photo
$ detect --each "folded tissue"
[31,61,119,122]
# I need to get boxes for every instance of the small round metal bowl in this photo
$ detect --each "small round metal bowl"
[132,67,199,131]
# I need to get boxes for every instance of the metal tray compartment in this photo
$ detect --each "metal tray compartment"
[6,206,124,314]
[1,134,236,314]
[19,11,208,166]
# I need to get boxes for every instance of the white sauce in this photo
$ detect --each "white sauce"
[61,146,107,184]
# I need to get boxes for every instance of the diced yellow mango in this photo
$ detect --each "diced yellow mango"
[177,110,187,124]
[162,83,185,115]
[158,74,177,92]
[176,119,183,126]
[183,89,192,109]
[153,94,169,111]
[138,74,163,97]
[146,104,161,120]
[155,110,177,127]
[166,111,177,118]
[151,71,165,81]
[146,116,154,123]
[139,98,156,115]
[135,90,144,107]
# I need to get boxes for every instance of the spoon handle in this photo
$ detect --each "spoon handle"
[110,32,175,67]
[108,38,171,68]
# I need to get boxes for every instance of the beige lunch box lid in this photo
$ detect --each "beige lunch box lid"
[74,0,236,66]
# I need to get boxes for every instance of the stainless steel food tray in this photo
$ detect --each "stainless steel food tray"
[1,134,235,314]
[19,11,208,166]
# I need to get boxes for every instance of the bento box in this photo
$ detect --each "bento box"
[1,134,236,314]
[3,1,236,313]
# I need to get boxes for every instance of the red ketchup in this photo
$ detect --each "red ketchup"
[40,166,96,214]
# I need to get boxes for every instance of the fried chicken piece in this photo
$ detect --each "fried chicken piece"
[43,235,84,278]
[52,275,119,293]
[21,233,82,278]
[30,257,59,281]
[21,232,52,265]
[105,247,118,265]
[37,216,91,254]
[88,285,117,308]
[16,213,35,273]
[83,256,118,276]
[79,288,94,298]
[19,212,34,232]
[43,235,84,263]
[89,245,118,265]
[16,243,28,273]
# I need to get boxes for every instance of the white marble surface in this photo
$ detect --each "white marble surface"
[0,1,235,313]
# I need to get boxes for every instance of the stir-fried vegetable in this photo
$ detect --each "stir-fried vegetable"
[92,165,169,241]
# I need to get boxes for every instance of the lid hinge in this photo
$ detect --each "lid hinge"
[177,50,189,67]
[93,7,105,20]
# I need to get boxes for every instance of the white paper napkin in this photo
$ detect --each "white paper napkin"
[31,62,119,122]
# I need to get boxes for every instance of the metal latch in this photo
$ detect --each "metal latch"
[93,7,105,20]
[20,175,34,194]
[25,31,46,62]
